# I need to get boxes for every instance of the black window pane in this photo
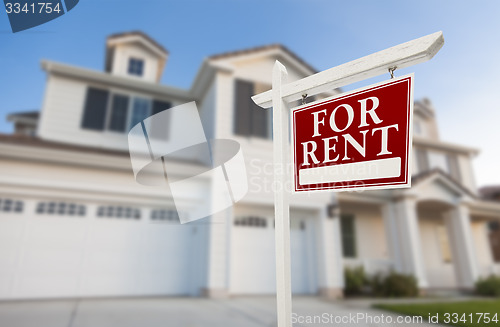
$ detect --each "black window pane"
[81,88,109,130]
[128,58,144,76]
[152,100,171,115]
[37,203,45,214]
[14,201,23,213]
[234,79,253,136]
[129,98,150,130]
[108,94,129,132]
[341,214,356,258]
[149,100,171,140]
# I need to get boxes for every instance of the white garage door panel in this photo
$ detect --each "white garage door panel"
[137,271,190,295]
[0,274,13,295]
[27,220,87,246]
[22,249,82,273]
[90,224,143,250]
[0,202,196,299]
[82,274,139,296]
[230,211,317,295]
[0,250,18,269]
[0,218,23,243]
[16,275,80,297]
[290,229,310,294]
[231,228,276,293]
[85,252,140,273]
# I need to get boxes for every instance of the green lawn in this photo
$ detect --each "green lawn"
[374,300,500,327]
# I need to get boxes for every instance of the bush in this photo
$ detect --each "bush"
[344,266,367,295]
[476,275,500,297]
[371,271,418,297]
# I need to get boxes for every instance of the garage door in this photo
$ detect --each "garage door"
[230,208,317,295]
[0,198,197,299]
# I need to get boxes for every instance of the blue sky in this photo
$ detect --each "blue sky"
[1,0,499,187]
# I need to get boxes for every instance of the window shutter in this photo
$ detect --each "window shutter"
[108,94,129,132]
[234,79,253,136]
[81,88,109,130]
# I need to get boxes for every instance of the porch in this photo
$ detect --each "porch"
[336,170,500,293]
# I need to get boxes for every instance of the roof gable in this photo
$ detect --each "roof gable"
[107,31,168,57]
[405,168,476,204]
[208,44,317,76]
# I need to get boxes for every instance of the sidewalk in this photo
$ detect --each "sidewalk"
[0,296,444,327]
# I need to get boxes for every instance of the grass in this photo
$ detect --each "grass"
[374,300,500,327]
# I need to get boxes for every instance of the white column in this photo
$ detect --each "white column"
[382,202,403,273]
[203,208,232,298]
[395,197,428,288]
[445,204,479,289]
[317,205,344,298]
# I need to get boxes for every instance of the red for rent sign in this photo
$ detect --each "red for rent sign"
[291,75,414,192]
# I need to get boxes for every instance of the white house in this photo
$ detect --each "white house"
[2,31,500,300]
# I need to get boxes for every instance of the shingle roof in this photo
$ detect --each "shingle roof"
[0,134,205,167]
[208,43,318,74]
[0,134,128,157]
[107,31,169,55]
[7,110,39,120]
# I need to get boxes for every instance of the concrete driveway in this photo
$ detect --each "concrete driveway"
[0,296,441,327]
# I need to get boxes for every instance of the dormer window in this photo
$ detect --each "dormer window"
[128,58,144,77]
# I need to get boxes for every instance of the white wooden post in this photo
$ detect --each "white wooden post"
[252,31,444,327]
[272,61,292,327]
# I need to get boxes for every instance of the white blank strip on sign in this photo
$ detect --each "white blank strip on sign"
[299,157,401,185]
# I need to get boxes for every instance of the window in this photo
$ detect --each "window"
[81,87,173,134]
[446,154,461,182]
[151,209,178,222]
[437,225,452,263]
[414,120,422,135]
[129,97,151,130]
[233,79,270,138]
[81,88,109,130]
[152,100,172,116]
[0,198,24,213]
[148,100,172,140]
[234,216,267,228]
[108,94,130,132]
[36,202,86,216]
[415,148,430,173]
[128,58,144,76]
[340,214,356,258]
[97,206,141,220]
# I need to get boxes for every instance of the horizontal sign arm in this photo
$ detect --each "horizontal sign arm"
[252,31,444,108]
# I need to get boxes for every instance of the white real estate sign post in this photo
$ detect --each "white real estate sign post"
[252,31,444,327]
